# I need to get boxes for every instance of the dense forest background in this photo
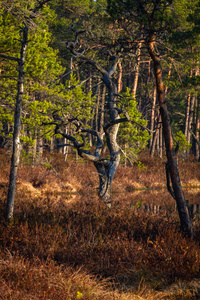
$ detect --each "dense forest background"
[1,1,200,299]
[0,0,199,162]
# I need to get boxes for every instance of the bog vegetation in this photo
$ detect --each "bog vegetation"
[1,0,200,299]
[0,149,200,299]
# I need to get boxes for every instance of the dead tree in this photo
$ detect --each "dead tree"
[1,0,52,222]
[54,32,129,206]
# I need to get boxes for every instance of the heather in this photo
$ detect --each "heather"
[0,149,200,299]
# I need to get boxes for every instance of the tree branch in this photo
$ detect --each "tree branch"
[104,118,129,132]
[0,54,20,62]
[66,41,108,76]
[59,75,97,92]
[108,57,121,77]
[189,128,200,146]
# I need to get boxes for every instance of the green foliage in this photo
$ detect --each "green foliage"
[175,130,191,154]
[0,3,63,145]
[0,2,95,151]
[137,161,147,172]
[107,0,173,32]
[21,149,34,164]
[118,88,149,163]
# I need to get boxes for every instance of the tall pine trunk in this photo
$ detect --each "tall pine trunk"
[148,34,193,238]
[5,0,51,222]
[5,26,28,222]
[131,42,141,96]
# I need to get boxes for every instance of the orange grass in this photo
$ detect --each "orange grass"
[0,149,200,299]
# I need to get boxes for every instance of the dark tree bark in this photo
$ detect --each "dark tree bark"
[148,34,193,238]
[2,0,51,222]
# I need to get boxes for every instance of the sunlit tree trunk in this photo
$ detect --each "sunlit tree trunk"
[5,0,51,221]
[95,78,101,132]
[99,84,106,134]
[184,93,191,152]
[148,34,193,238]
[159,121,163,158]
[131,42,141,97]
[187,95,195,149]
[117,60,123,93]
[149,88,157,150]
[193,97,200,160]
[5,26,28,222]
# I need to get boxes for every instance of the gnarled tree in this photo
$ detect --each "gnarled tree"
[55,32,128,206]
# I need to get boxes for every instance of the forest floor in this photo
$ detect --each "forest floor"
[0,148,200,299]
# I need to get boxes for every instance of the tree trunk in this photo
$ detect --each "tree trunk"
[150,127,159,157]
[150,111,160,157]
[131,42,141,96]
[5,26,28,222]
[117,60,123,93]
[95,78,101,131]
[149,88,157,149]
[94,160,119,207]
[159,114,163,158]
[187,95,195,153]
[99,84,106,134]
[5,0,51,222]
[194,98,200,160]
[185,93,191,141]
[148,34,193,238]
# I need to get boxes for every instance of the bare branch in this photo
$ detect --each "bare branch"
[114,107,131,121]
[189,128,200,146]
[32,0,52,14]
[66,41,107,76]
[78,149,108,164]
[108,57,121,77]
[131,120,154,133]
[56,143,74,148]
[118,146,133,166]
[0,54,20,62]
[59,75,97,92]
[104,118,129,132]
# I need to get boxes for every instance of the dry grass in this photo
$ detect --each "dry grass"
[0,149,200,299]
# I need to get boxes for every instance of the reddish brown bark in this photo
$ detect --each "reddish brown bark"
[131,42,142,96]
[148,34,193,238]
[117,60,123,92]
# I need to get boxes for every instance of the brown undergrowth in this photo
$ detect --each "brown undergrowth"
[0,149,200,299]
